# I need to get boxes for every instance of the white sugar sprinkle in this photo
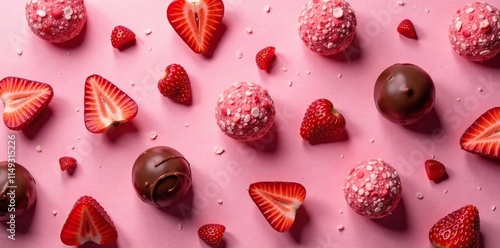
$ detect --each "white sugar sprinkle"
[37,9,47,17]
[477,186,482,190]
[444,189,448,194]
[36,145,42,152]
[456,98,461,102]
[493,206,497,211]
[397,1,405,6]
[149,132,157,140]
[306,71,311,75]
[478,88,483,92]
[338,73,343,78]
[337,225,345,231]
[144,28,152,35]
[288,80,293,87]
[416,192,424,199]
[16,47,23,55]
[369,139,375,143]
[52,210,57,216]
[340,154,344,159]
[130,81,135,86]
[148,46,153,51]
[333,7,344,18]
[236,50,243,59]
[282,67,288,72]
[424,8,430,13]
[245,27,253,34]
[217,199,223,205]
[339,210,344,214]
[177,223,183,231]
[184,123,189,127]
[431,155,436,159]
[214,147,225,155]
[264,5,270,13]
[75,108,80,112]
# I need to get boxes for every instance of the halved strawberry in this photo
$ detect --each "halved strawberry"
[84,74,138,133]
[158,64,192,105]
[300,98,346,144]
[0,77,53,130]
[60,195,118,246]
[429,205,480,248]
[198,224,225,248]
[248,181,306,232]
[397,19,417,39]
[256,46,276,70]
[460,107,500,159]
[59,156,77,171]
[424,159,446,181]
[167,0,225,54]
[111,25,136,50]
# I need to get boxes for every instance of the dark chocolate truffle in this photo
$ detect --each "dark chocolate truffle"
[132,146,192,208]
[374,63,435,125]
[0,161,37,221]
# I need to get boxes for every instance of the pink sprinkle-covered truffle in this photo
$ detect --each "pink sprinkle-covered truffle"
[215,82,276,142]
[298,0,357,56]
[26,0,87,43]
[449,2,500,61]
[343,159,402,219]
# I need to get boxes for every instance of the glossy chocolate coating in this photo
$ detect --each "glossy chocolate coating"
[374,63,435,125]
[0,161,37,221]
[132,146,192,208]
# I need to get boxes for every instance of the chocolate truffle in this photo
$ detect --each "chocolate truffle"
[374,63,435,125]
[343,159,402,219]
[0,161,37,221]
[132,146,192,208]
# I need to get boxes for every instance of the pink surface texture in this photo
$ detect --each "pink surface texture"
[1,0,500,247]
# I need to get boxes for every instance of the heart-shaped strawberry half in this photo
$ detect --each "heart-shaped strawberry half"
[300,98,346,144]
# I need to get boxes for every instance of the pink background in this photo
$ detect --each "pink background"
[1,0,500,247]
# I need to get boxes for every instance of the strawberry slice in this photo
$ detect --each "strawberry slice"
[248,181,306,232]
[60,195,118,246]
[111,25,136,50]
[460,107,500,159]
[256,46,276,70]
[166,0,225,54]
[0,77,53,130]
[429,205,480,248]
[198,224,225,248]
[158,64,192,105]
[84,74,138,133]
[424,159,446,181]
[397,19,417,39]
[300,98,346,144]
[59,156,77,171]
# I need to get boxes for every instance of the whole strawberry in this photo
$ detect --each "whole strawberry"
[198,224,225,248]
[397,19,417,39]
[111,25,136,50]
[429,205,480,248]
[158,64,192,105]
[300,99,346,144]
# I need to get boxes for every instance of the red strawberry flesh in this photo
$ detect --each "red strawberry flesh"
[429,205,480,248]
[167,0,225,54]
[198,224,225,247]
[0,77,53,130]
[84,74,138,133]
[424,159,446,181]
[60,195,118,246]
[460,107,500,159]
[249,181,306,232]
